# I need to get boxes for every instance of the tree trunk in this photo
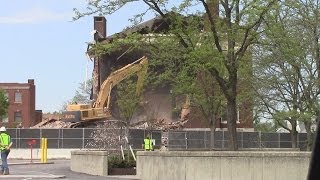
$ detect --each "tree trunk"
[209,121,216,149]
[227,97,238,150]
[291,129,298,149]
[304,121,312,151]
[290,120,298,148]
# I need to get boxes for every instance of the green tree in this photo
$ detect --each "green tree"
[71,79,93,104]
[254,119,278,133]
[76,0,278,150]
[0,89,9,118]
[254,0,320,150]
[192,71,225,148]
[116,79,141,128]
[116,78,144,160]
[61,79,93,111]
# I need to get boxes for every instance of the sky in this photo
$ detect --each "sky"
[0,0,155,113]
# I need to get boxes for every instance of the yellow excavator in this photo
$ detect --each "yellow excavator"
[62,56,148,122]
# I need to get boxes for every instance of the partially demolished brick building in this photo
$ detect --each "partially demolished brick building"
[88,4,253,130]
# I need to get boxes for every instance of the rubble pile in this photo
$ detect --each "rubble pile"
[31,119,74,128]
[32,113,189,129]
[130,118,188,130]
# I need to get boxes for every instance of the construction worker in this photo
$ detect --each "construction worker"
[143,134,153,151]
[0,126,12,175]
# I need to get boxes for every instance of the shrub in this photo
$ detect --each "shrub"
[108,154,136,169]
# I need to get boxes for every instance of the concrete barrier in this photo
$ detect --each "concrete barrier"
[137,151,311,180]
[8,148,79,159]
[71,150,108,176]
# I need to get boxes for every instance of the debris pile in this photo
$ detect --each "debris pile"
[31,119,75,128]
[130,118,188,130]
[86,120,124,150]
[32,113,189,129]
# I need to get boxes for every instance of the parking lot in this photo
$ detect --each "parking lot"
[0,160,139,180]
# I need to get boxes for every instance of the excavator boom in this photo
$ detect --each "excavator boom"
[95,56,148,108]
[62,56,148,122]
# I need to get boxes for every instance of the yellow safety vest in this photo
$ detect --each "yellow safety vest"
[0,133,10,151]
[144,138,153,150]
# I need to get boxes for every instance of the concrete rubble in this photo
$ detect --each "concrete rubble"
[31,119,74,128]
[32,115,189,130]
[31,113,76,128]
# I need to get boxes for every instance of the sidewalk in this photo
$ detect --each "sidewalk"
[1,159,140,180]
[9,160,54,165]
[0,174,65,179]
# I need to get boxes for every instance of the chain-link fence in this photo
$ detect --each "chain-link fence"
[6,128,310,151]
[167,131,310,151]
[7,128,161,150]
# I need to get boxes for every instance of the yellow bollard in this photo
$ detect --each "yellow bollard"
[44,138,48,163]
[40,138,48,163]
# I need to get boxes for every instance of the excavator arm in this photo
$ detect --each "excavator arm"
[94,56,148,109]
[62,56,148,123]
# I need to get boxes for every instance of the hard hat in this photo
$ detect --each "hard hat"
[0,127,6,132]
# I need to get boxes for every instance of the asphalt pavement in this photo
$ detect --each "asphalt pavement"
[0,159,140,180]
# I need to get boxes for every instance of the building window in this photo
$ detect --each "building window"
[4,92,9,103]
[15,92,22,103]
[14,112,22,122]
[220,107,240,124]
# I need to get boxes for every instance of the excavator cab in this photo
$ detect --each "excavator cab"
[62,104,107,122]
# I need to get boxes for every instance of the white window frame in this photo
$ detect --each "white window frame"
[14,91,22,103]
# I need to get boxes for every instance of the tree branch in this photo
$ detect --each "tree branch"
[208,67,228,96]
[236,0,278,58]
[142,0,190,48]
[199,0,223,52]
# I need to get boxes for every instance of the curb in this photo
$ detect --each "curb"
[9,161,55,165]
[0,174,65,179]
[107,175,140,180]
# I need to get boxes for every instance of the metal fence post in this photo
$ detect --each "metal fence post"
[259,131,262,149]
[40,129,42,149]
[241,132,244,149]
[18,128,21,149]
[58,129,60,149]
[297,133,300,149]
[15,128,18,149]
[222,131,225,149]
[204,131,207,149]
[167,130,170,150]
[61,129,64,148]
[278,132,281,148]
[82,128,85,149]
[185,132,187,150]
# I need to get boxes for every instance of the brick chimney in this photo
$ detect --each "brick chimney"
[94,16,106,42]
[28,79,34,85]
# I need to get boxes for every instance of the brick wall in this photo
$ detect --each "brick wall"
[0,79,39,128]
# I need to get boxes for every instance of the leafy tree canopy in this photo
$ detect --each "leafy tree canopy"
[0,89,9,118]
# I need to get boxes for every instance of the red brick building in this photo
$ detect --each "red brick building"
[90,16,254,130]
[0,79,42,128]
